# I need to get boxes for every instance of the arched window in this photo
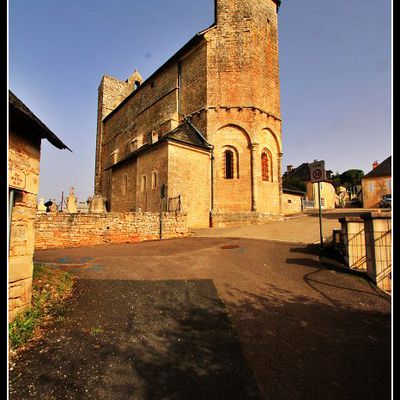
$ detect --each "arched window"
[223,146,239,179]
[141,176,147,192]
[122,174,128,195]
[261,149,273,182]
[152,172,157,189]
[225,150,234,179]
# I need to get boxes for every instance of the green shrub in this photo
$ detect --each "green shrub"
[9,263,74,350]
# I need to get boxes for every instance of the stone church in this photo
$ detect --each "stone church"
[95,0,283,228]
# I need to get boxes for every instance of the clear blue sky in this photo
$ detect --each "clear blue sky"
[9,0,392,202]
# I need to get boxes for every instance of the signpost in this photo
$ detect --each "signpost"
[159,184,166,240]
[310,160,326,248]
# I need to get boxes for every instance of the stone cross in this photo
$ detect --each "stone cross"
[37,197,46,213]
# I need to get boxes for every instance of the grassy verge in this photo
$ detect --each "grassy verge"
[9,263,74,350]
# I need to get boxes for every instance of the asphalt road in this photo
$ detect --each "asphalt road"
[10,236,391,400]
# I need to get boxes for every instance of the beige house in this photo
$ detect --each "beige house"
[361,157,391,208]
[282,163,336,210]
[8,91,70,321]
[95,0,283,228]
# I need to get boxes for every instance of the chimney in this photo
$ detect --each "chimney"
[287,165,293,173]
[372,161,379,169]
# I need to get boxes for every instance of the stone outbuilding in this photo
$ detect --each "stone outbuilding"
[361,156,391,208]
[95,0,284,228]
[8,90,70,321]
[281,186,305,215]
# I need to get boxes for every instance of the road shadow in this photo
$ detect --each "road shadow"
[221,282,391,400]
[9,279,262,400]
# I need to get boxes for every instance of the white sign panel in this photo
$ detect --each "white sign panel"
[310,160,326,183]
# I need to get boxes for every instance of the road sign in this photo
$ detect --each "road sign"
[310,160,326,183]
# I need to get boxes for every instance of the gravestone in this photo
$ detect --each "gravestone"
[88,194,107,213]
[65,187,78,214]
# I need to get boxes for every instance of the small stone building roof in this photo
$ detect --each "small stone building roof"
[166,119,211,150]
[9,90,71,151]
[282,183,305,195]
[106,119,211,171]
[363,156,391,179]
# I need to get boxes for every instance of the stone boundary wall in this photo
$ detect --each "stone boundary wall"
[35,212,188,250]
[211,211,283,228]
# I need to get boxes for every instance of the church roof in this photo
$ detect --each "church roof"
[105,120,211,171]
[9,90,71,151]
[363,156,391,179]
[103,30,210,123]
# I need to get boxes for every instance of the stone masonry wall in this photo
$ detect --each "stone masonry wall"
[211,211,283,228]
[9,129,41,321]
[35,212,188,250]
[167,142,211,228]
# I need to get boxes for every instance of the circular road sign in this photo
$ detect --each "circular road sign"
[312,169,322,180]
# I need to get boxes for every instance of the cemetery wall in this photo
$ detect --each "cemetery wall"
[35,211,188,250]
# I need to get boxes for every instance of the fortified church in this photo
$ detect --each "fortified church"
[95,0,283,228]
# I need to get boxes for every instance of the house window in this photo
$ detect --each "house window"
[369,182,375,192]
[110,149,119,165]
[152,172,158,189]
[224,150,234,179]
[387,179,391,190]
[141,176,147,192]
[122,174,128,195]
[261,148,273,181]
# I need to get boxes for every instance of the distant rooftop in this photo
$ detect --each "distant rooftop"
[363,156,391,179]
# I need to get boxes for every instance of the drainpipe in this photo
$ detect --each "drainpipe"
[177,62,182,118]
[8,189,15,254]
[210,145,215,227]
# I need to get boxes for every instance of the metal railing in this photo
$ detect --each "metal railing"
[168,195,182,212]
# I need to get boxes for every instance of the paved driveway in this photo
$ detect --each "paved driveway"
[191,214,341,243]
[11,235,391,400]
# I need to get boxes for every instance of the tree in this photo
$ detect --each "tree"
[331,172,341,187]
[338,169,364,188]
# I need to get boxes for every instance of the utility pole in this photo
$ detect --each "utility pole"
[159,184,166,240]
[317,182,323,248]
[60,191,64,212]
